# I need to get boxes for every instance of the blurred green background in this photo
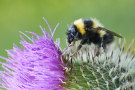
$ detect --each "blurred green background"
[0,0,135,57]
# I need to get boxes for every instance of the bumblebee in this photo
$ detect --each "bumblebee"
[67,18,122,56]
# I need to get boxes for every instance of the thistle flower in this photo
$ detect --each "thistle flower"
[0,18,66,90]
[0,18,135,90]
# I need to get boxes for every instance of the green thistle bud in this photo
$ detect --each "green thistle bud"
[64,39,135,90]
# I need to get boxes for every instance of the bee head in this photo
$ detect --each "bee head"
[67,25,78,44]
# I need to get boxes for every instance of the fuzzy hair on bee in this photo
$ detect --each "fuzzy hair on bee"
[67,18,122,56]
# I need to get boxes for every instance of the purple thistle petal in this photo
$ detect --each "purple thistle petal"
[0,18,66,90]
[19,31,33,42]
[43,17,53,35]
[52,23,60,37]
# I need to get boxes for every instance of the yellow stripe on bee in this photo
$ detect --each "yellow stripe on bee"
[98,30,106,37]
[91,18,103,28]
[74,19,86,35]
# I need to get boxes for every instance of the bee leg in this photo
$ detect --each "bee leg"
[77,44,83,51]
[71,39,87,57]
[102,43,107,52]
[95,42,103,57]
[71,44,83,57]
[95,46,100,56]
[95,42,107,57]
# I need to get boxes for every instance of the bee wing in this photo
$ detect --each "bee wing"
[98,27,123,38]
[87,27,122,38]
[101,28,122,38]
